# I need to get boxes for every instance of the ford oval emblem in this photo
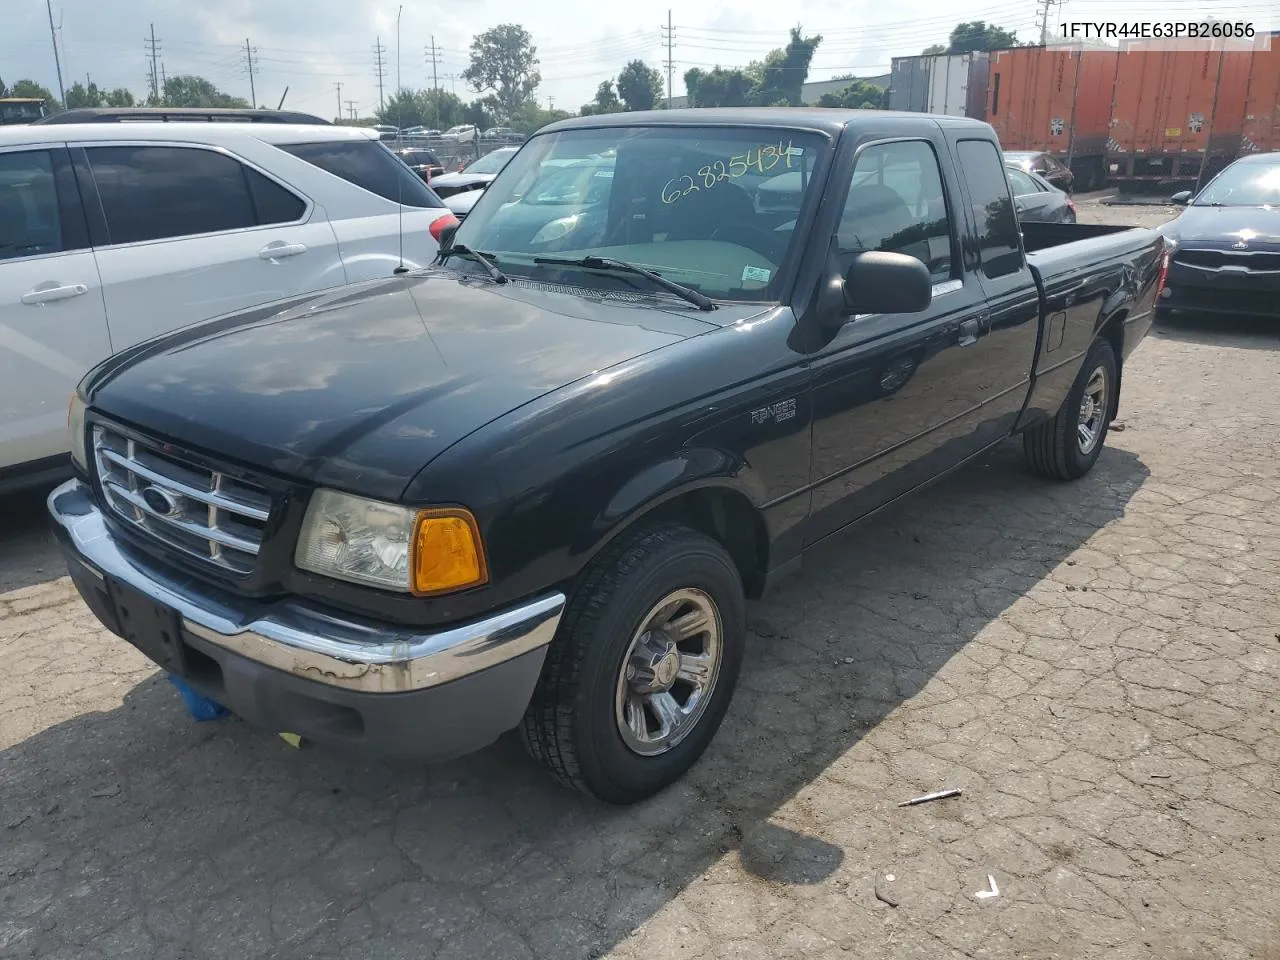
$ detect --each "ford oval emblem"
[141,485,180,517]
[1232,239,1248,249]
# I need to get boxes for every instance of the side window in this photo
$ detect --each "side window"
[279,140,445,209]
[837,140,953,282]
[87,146,258,245]
[955,139,1022,280]
[1005,168,1039,197]
[245,168,307,224]
[0,150,65,261]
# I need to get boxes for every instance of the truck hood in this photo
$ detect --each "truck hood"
[1165,205,1280,246]
[87,273,727,500]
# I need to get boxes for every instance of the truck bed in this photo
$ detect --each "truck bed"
[1020,220,1138,254]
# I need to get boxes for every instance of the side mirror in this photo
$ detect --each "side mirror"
[843,251,933,316]
[1170,190,1192,204]
[435,221,459,250]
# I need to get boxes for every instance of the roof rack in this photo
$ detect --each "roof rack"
[32,107,331,125]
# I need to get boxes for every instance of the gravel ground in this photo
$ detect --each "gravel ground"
[3,199,1279,960]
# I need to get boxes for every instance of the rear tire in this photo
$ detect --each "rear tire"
[1023,338,1117,481]
[520,522,746,804]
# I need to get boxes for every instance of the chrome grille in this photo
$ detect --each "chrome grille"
[93,425,272,576]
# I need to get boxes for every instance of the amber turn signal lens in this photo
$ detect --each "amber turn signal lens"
[411,508,488,595]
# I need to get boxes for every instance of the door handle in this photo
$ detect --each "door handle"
[258,242,308,260]
[958,318,981,346]
[21,283,88,305]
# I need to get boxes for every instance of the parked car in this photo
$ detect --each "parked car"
[395,147,445,182]
[50,109,1162,803]
[1006,164,1077,222]
[1003,150,1075,194]
[429,146,520,200]
[33,107,332,125]
[482,126,524,144]
[1158,151,1280,321]
[371,124,399,136]
[441,124,478,144]
[0,122,455,490]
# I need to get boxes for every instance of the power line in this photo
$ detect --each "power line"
[1037,0,1062,43]
[145,23,161,103]
[373,37,387,111]
[661,10,675,109]
[243,38,258,109]
[426,36,442,126]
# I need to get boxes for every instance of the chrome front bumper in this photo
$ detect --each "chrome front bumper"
[48,479,566,695]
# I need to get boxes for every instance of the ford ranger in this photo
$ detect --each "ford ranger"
[49,109,1165,804]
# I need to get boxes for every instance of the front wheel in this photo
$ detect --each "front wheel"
[1023,338,1117,480]
[520,523,745,804]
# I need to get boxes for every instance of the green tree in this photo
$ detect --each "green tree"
[580,80,621,116]
[946,21,1019,53]
[751,27,822,106]
[817,78,884,109]
[104,87,136,107]
[7,79,60,111]
[463,24,540,122]
[921,43,947,55]
[616,60,662,111]
[159,75,249,108]
[508,102,571,134]
[64,81,103,109]
[683,67,755,108]
[378,88,427,127]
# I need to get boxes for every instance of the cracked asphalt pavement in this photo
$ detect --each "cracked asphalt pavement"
[3,198,1278,959]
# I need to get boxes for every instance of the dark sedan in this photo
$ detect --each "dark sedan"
[1158,152,1280,321]
[395,147,445,183]
[1006,165,1077,223]
[1003,150,1074,194]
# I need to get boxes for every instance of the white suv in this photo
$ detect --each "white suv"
[0,122,457,488]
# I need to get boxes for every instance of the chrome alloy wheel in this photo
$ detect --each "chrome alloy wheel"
[1076,365,1108,455]
[614,588,723,757]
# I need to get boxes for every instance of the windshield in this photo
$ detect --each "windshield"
[1195,161,1280,206]
[465,148,517,174]
[450,125,829,302]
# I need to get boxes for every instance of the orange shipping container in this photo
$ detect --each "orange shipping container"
[1241,40,1280,155]
[1106,41,1255,188]
[987,44,1119,189]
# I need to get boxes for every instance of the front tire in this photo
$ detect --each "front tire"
[1023,338,1117,480]
[520,522,746,804]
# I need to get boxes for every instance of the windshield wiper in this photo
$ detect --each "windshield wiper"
[533,255,716,311]
[440,244,507,283]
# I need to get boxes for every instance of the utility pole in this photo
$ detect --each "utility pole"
[145,24,161,103]
[396,5,403,94]
[345,99,357,121]
[45,0,66,106]
[1036,0,1060,45]
[159,62,167,102]
[661,10,675,109]
[244,39,258,108]
[334,82,342,123]
[426,36,441,127]
[373,37,387,112]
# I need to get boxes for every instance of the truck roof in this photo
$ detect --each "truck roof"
[539,107,994,136]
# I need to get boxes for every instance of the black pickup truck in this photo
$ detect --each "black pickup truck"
[50,109,1164,803]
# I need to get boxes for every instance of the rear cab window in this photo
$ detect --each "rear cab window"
[281,140,445,208]
[84,145,307,245]
[955,139,1023,279]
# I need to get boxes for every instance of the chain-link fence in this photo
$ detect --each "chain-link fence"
[384,135,522,170]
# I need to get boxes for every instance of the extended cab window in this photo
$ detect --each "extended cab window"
[956,139,1022,279]
[281,140,444,208]
[86,146,305,245]
[0,150,65,261]
[838,140,953,282]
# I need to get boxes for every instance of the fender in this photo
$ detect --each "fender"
[574,447,769,570]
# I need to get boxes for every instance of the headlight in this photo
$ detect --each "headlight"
[532,214,581,244]
[295,489,487,595]
[68,393,88,472]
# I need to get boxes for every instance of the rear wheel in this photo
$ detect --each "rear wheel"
[520,522,745,804]
[1023,338,1117,481]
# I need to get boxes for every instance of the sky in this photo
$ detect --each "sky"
[4,0,1275,119]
